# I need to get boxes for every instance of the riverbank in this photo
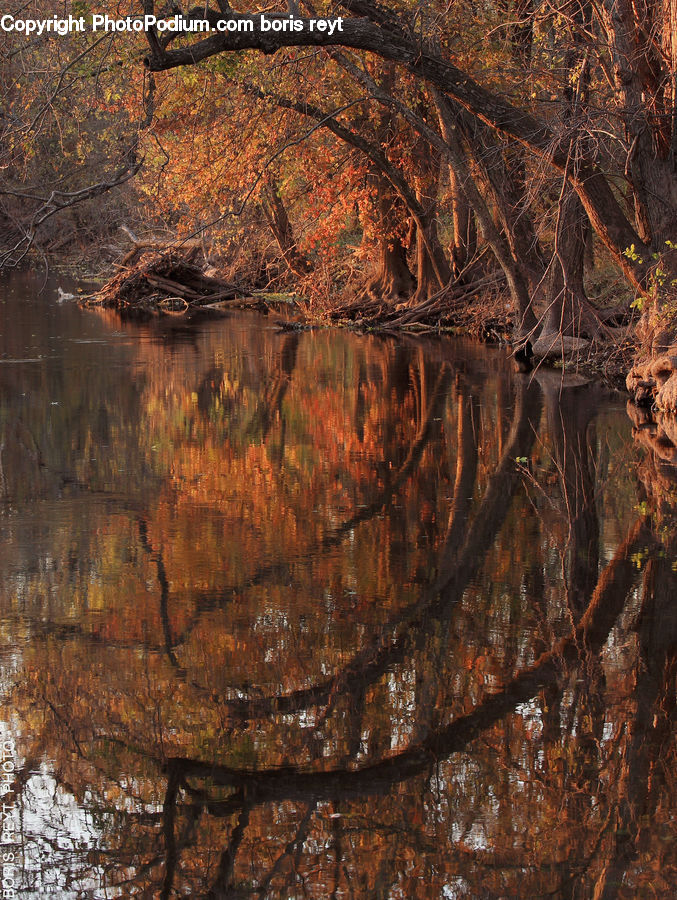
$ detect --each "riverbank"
[83,244,640,388]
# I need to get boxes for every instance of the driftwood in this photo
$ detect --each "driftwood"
[327,271,509,338]
[84,244,265,314]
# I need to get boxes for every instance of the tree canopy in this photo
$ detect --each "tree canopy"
[3,0,677,362]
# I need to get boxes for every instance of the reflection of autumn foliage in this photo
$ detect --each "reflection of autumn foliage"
[2,309,675,897]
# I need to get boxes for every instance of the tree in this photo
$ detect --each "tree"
[0,0,150,264]
[141,0,677,351]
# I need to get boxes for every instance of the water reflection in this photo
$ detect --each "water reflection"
[0,270,674,898]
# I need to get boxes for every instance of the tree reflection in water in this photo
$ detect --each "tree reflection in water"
[0,284,674,897]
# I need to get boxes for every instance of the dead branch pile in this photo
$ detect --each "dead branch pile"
[85,245,256,312]
[327,273,512,341]
[325,272,511,339]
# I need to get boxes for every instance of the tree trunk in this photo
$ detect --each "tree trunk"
[449,165,476,278]
[412,136,450,304]
[366,169,414,301]
[599,0,677,246]
[536,0,593,342]
[461,115,546,294]
[261,181,311,277]
[364,73,416,302]
[434,90,537,336]
[540,186,590,337]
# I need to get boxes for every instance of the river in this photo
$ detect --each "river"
[0,269,674,898]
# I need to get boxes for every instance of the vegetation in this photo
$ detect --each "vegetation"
[3,7,677,892]
[2,0,677,371]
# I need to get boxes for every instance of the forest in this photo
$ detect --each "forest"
[2,0,677,397]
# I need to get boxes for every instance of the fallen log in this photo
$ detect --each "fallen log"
[144,274,202,298]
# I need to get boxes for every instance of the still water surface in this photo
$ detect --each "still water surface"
[0,270,675,898]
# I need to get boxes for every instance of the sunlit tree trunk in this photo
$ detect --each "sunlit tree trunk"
[261,179,311,277]
[365,167,415,301]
